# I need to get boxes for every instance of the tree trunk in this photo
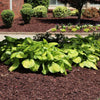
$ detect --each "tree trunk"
[78,7,82,25]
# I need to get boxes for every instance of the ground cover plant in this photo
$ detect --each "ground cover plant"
[0,34,100,75]
[50,24,100,32]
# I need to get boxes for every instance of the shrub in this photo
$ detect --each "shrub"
[22,3,32,9]
[1,10,14,28]
[33,6,47,17]
[20,8,33,24]
[71,9,79,16]
[51,28,57,32]
[26,0,49,9]
[60,29,66,32]
[53,6,68,18]
[83,28,90,32]
[83,7,99,18]
[71,28,77,32]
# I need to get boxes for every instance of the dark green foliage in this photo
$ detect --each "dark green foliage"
[53,6,68,18]
[33,6,47,17]
[22,3,32,9]
[26,0,49,9]
[1,10,14,28]
[20,8,33,24]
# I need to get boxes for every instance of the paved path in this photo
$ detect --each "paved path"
[0,32,99,41]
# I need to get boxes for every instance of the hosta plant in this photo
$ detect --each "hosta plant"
[0,36,72,75]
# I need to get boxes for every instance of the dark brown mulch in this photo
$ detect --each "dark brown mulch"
[0,61,100,100]
[0,13,100,32]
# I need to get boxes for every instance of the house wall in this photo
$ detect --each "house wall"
[0,0,9,21]
[12,0,24,18]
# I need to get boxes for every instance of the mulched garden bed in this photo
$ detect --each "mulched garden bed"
[0,13,100,32]
[0,61,100,100]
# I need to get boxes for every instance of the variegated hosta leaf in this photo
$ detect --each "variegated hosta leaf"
[88,54,99,63]
[9,59,20,72]
[30,61,40,72]
[79,60,98,70]
[22,59,35,68]
[48,62,60,73]
[11,51,27,59]
[67,49,78,58]
[73,57,82,64]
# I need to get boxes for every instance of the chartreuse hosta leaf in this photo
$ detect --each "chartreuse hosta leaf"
[48,62,61,73]
[87,54,99,63]
[79,60,98,70]
[67,49,78,58]
[11,51,27,59]
[9,59,20,72]
[22,59,35,68]
[30,61,40,72]
[73,57,82,64]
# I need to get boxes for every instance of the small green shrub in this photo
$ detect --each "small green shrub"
[53,6,67,18]
[71,28,77,32]
[83,28,90,32]
[51,28,57,32]
[33,6,47,17]
[22,3,32,9]
[1,10,14,28]
[26,0,49,9]
[20,8,33,24]
[60,29,66,32]
[71,9,79,16]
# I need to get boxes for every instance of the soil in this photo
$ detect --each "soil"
[0,13,100,32]
[0,61,100,100]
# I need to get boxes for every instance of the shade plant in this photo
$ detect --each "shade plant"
[0,36,72,75]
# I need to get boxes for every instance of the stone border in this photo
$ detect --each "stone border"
[0,31,99,41]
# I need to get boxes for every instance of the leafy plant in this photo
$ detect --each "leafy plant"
[51,28,57,32]
[22,3,32,9]
[33,6,47,17]
[53,6,68,18]
[20,8,33,24]
[62,34,100,70]
[1,10,14,28]
[60,29,66,32]
[0,36,72,75]
[71,28,77,32]
[83,28,90,32]
[26,0,49,9]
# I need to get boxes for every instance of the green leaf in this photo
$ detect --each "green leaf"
[73,57,81,64]
[47,51,54,61]
[68,49,78,58]
[42,63,49,75]
[22,59,35,68]
[5,36,17,42]
[79,60,98,70]
[30,61,40,72]
[11,51,27,59]
[1,53,7,61]
[62,59,71,67]
[9,59,19,72]
[48,62,60,73]
[88,54,99,63]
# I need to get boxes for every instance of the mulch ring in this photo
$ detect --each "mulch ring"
[0,61,100,100]
[0,13,100,32]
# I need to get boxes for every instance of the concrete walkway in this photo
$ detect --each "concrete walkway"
[0,32,99,41]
